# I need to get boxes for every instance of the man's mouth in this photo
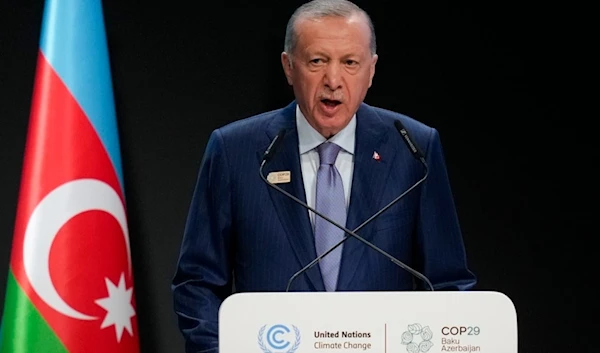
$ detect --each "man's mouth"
[321,98,341,107]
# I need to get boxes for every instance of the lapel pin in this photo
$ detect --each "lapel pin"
[372,151,381,161]
[267,171,291,184]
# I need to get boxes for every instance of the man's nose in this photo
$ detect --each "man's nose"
[323,63,342,90]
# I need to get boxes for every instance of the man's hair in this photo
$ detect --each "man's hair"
[284,0,377,57]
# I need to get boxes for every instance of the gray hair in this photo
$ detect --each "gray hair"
[284,0,377,57]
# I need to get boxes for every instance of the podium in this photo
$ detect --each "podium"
[219,291,517,353]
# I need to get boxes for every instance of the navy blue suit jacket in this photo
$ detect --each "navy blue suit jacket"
[172,102,476,352]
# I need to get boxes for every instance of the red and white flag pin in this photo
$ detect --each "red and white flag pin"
[372,151,381,161]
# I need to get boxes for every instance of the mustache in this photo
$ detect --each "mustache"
[317,92,344,102]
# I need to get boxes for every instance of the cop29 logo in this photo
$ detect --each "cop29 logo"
[401,323,433,353]
[258,324,301,353]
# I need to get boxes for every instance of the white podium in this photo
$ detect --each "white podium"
[219,291,517,353]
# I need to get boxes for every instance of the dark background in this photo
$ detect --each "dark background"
[0,1,592,352]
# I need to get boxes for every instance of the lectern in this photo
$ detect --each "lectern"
[219,291,517,352]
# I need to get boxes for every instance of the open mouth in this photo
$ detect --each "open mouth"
[321,98,341,108]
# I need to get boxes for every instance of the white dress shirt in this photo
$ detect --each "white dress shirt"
[296,105,356,227]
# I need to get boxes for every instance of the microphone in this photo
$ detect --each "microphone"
[262,128,287,163]
[258,121,433,291]
[394,120,425,163]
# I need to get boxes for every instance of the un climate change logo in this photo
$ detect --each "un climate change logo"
[401,323,433,353]
[258,324,301,353]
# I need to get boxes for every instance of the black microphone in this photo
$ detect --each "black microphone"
[262,128,287,163]
[258,122,433,291]
[394,120,425,163]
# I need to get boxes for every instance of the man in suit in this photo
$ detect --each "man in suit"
[171,0,477,351]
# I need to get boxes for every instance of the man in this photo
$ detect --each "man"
[171,0,476,351]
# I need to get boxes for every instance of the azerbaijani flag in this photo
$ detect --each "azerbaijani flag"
[0,0,140,352]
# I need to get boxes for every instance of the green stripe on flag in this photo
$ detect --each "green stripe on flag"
[0,270,68,353]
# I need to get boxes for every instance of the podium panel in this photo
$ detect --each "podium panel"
[219,291,517,353]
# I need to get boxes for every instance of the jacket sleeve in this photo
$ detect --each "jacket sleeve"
[415,128,477,290]
[171,129,233,352]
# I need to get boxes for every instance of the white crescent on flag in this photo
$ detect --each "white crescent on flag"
[22,178,132,320]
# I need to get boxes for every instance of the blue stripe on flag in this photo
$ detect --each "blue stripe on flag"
[39,0,125,190]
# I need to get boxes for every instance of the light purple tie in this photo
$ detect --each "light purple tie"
[314,142,346,291]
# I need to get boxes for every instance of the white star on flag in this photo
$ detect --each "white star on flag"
[95,273,136,342]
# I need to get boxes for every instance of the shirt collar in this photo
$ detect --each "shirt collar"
[296,104,356,155]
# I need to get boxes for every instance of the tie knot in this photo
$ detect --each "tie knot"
[318,142,342,165]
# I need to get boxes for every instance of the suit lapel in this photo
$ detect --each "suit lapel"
[259,103,325,291]
[336,104,397,290]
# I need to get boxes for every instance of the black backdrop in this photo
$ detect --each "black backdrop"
[0,1,591,352]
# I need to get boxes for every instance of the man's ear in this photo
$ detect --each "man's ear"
[281,52,294,85]
[368,54,378,87]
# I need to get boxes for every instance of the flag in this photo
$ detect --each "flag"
[0,0,139,352]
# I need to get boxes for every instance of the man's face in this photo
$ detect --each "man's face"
[281,14,378,138]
